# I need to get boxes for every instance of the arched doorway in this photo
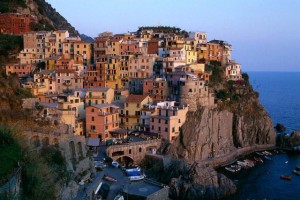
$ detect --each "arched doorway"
[42,137,50,146]
[116,156,134,166]
[31,135,40,148]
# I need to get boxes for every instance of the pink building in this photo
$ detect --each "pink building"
[150,101,188,141]
[128,54,156,78]
[143,78,169,102]
[86,104,120,141]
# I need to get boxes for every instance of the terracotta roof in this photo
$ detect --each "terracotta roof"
[125,94,149,103]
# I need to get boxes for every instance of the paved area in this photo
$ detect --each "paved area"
[75,165,130,200]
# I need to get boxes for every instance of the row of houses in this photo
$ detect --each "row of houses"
[9,28,243,143]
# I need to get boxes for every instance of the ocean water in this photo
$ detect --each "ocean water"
[249,72,300,133]
[224,72,300,200]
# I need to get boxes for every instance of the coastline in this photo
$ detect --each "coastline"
[195,144,276,168]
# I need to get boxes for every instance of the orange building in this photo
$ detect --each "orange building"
[86,104,120,141]
[6,64,35,77]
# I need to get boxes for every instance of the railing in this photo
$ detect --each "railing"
[107,139,161,151]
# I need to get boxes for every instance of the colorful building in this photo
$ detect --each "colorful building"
[6,64,35,77]
[86,104,120,140]
[150,101,188,141]
[124,95,153,130]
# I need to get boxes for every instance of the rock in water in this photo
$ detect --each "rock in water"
[275,123,286,133]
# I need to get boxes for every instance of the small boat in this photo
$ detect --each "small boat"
[114,194,125,200]
[103,174,117,182]
[237,161,250,169]
[254,157,263,163]
[273,150,279,154]
[280,175,292,181]
[95,182,103,196]
[225,165,241,173]
[263,151,272,156]
[285,161,289,164]
[129,174,145,181]
[256,152,264,156]
[125,167,141,172]
[264,156,272,160]
[293,170,300,176]
[244,159,255,167]
[112,161,119,168]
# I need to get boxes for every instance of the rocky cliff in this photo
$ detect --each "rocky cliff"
[163,72,276,199]
[168,75,276,164]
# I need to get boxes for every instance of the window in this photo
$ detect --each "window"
[152,126,154,130]
[158,119,161,123]
[91,109,94,112]
[158,127,161,131]
[152,118,154,122]
[92,117,94,121]
[165,120,168,124]
[139,147,142,152]
[172,127,175,132]
[178,119,181,123]
[91,125,95,130]
[129,149,132,154]
[165,127,168,132]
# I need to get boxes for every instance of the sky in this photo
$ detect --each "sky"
[46,0,300,72]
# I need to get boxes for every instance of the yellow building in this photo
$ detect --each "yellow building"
[45,55,61,70]
[74,41,93,65]
[105,38,121,55]
[184,40,197,64]
[124,95,153,130]
[97,55,122,90]
[84,88,115,106]
[54,30,70,54]
[32,70,56,95]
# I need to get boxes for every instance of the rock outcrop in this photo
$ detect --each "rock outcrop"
[170,165,236,200]
[168,96,276,165]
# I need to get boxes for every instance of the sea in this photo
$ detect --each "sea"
[224,72,300,200]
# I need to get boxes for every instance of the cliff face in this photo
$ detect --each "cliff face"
[170,165,236,200]
[168,83,276,164]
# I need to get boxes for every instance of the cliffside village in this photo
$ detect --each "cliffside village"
[5,28,243,144]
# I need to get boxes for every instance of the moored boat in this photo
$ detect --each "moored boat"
[129,174,145,181]
[256,152,264,156]
[263,151,272,156]
[254,157,263,163]
[103,174,117,182]
[264,156,272,160]
[280,175,292,181]
[237,161,250,169]
[293,170,300,176]
[225,165,241,173]
[244,159,255,167]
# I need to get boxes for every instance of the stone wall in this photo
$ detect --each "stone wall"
[22,98,39,109]
[23,124,94,175]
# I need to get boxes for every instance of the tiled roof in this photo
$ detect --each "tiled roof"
[125,94,149,103]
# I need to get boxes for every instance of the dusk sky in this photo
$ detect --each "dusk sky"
[46,0,300,72]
